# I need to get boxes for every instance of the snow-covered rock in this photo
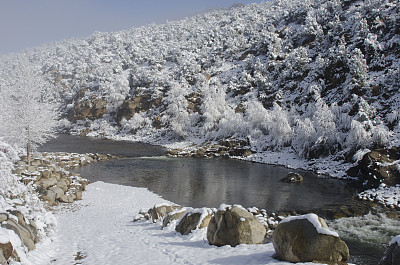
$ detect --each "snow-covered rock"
[272,213,349,263]
[148,203,183,223]
[380,235,400,265]
[207,205,266,247]
[175,208,212,235]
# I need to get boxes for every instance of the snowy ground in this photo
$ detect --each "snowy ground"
[26,181,324,265]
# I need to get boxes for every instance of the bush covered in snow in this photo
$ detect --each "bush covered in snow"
[0,0,399,162]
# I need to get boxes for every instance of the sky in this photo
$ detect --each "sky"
[0,0,264,55]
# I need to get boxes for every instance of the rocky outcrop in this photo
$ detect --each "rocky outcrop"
[116,95,163,124]
[272,214,349,263]
[175,209,212,235]
[207,205,266,247]
[167,138,253,158]
[281,172,304,183]
[347,147,400,188]
[68,97,108,122]
[380,236,400,265]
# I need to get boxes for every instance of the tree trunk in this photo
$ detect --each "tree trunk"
[26,125,30,166]
[27,141,30,166]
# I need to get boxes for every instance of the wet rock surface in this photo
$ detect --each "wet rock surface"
[348,147,400,189]
[380,237,400,265]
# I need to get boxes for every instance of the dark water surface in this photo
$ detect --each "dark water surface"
[40,134,355,212]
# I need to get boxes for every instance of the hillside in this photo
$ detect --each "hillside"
[0,0,399,182]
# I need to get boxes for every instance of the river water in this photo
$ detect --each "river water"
[39,134,400,265]
[39,134,354,212]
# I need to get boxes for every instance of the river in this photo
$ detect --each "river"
[39,134,400,265]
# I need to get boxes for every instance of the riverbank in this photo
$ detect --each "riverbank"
[28,181,327,265]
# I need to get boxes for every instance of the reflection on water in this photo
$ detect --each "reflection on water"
[40,134,355,212]
[38,134,166,157]
[72,156,354,212]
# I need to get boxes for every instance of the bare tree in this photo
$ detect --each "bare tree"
[0,56,60,165]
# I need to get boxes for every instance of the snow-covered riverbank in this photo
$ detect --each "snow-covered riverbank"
[27,181,326,265]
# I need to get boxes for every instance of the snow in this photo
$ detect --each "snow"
[358,184,400,208]
[390,235,400,246]
[0,228,10,244]
[280,213,339,238]
[28,181,323,265]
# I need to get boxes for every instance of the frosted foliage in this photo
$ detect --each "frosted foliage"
[121,114,151,132]
[0,0,399,160]
[388,111,399,124]
[293,118,316,157]
[0,141,19,199]
[201,85,229,136]
[347,120,371,149]
[217,110,247,139]
[312,98,336,144]
[348,48,369,87]
[371,125,389,147]
[107,74,130,111]
[161,82,190,137]
[0,57,59,153]
[268,103,292,149]
[245,100,270,134]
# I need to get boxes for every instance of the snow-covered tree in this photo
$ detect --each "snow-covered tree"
[0,57,60,165]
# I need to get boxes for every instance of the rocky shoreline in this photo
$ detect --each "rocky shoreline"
[135,203,351,263]
[12,152,115,205]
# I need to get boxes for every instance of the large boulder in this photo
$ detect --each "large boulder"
[175,208,212,235]
[207,205,266,247]
[272,213,349,263]
[148,204,182,223]
[380,235,400,265]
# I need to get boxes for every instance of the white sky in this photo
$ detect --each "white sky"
[0,0,264,55]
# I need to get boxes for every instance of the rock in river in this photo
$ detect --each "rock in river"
[281,172,303,183]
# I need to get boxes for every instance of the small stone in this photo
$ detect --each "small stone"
[281,172,304,183]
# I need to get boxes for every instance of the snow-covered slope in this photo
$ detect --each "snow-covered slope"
[0,0,399,174]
